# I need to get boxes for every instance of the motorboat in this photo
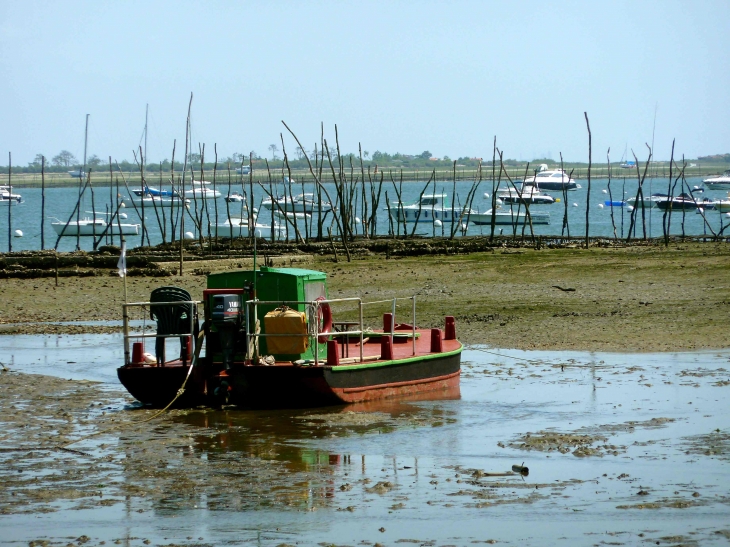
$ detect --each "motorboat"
[212,217,286,240]
[51,215,140,236]
[184,180,221,199]
[0,185,22,204]
[468,207,550,226]
[390,193,472,224]
[224,192,246,203]
[117,266,462,408]
[390,193,549,226]
[495,185,556,205]
[522,168,581,191]
[703,170,730,187]
[625,193,669,208]
[68,170,86,178]
[654,193,712,211]
[133,185,180,198]
[235,165,252,175]
[122,195,190,208]
[261,193,332,214]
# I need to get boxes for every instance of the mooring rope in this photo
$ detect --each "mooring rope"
[468,346,539,363]
[57,328,206,451]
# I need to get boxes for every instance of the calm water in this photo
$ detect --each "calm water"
[1,176,728,253]
[2,332,729,546]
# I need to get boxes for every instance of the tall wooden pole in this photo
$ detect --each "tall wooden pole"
[7,152,11,252]
[41,156,46,250]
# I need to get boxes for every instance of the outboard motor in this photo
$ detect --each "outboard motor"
[211,294,243,370]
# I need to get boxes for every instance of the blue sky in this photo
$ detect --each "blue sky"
[1,0,728,166]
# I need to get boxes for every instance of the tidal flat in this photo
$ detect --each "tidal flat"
[1,338,729,546]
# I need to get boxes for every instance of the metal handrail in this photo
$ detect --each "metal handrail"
[122,300,201,366]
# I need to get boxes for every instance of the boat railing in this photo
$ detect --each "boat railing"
[122,300,202,366]
[247,294,419,364]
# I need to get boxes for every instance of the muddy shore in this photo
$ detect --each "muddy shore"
[1,241,728,352]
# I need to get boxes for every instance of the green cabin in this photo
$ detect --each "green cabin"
[206,266,329,362]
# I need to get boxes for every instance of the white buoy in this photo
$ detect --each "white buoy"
[602,189,608,194]
[119,212,128,219]
[572,202,578,207]
[495,198,503,205]
[253,208,258,214]
[484,193,490,199]
[120,202,126,208]
[354,217,361,224]
[184,231,195,240]
[434,219,443,228]
[13,229,22,237]
[627,205,634,212]
[461,223,467,231]
[598,203,604,209]
[726,212,730,218]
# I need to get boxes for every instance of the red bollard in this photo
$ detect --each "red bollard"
[383,312,393,332]
[131,342,144,364]
[430,328,443,353]
[327,339,340,367]
[381,335,393,360]
[445,316,456,340]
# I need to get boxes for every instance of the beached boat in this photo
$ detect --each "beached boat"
[117,267,462,408]
[51,216,140,236]
[0,185,22,204]
[469,208,550,226]
[703,169,730,188]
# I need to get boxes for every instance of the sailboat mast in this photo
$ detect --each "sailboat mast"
[144,104,148,173]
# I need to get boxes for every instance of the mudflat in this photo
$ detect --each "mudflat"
[1,242,728,352]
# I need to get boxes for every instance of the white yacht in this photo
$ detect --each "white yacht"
[212,217,286,240]
[122,195,190,208]
[261,193,332,214]
[523,167,581,191]
[0,185,22,204]
[495,185,555,205]
[51,215,140,236]
[184,180,221,199]
[703,170,730,187]
[390,193,550,226]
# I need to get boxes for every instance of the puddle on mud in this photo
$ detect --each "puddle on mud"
[1,337,730,547]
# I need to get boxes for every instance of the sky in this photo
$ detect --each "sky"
[1,0,728,167]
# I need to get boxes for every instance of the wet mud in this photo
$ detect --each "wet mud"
[2,345,730,546]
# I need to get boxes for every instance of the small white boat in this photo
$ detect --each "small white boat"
[68,170,86,178]
[235,165,252,175]
[51,216,140,236]
[0,185,22,204]
[495,185,555,205]
[713,198,730,212]
[625,193,669,208]
[122,195,190,208]
[703,170,730,187]
[224,192,246,203]
[212,217,286,239]
[261,193,332,214]
[523,167,581,191]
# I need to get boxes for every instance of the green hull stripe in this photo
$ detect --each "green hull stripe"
[331,345,463,372]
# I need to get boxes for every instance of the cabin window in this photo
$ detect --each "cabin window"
[305,282,326,303]
[421,198,436,206]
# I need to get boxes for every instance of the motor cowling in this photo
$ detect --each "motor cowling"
[211,294,243,370]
